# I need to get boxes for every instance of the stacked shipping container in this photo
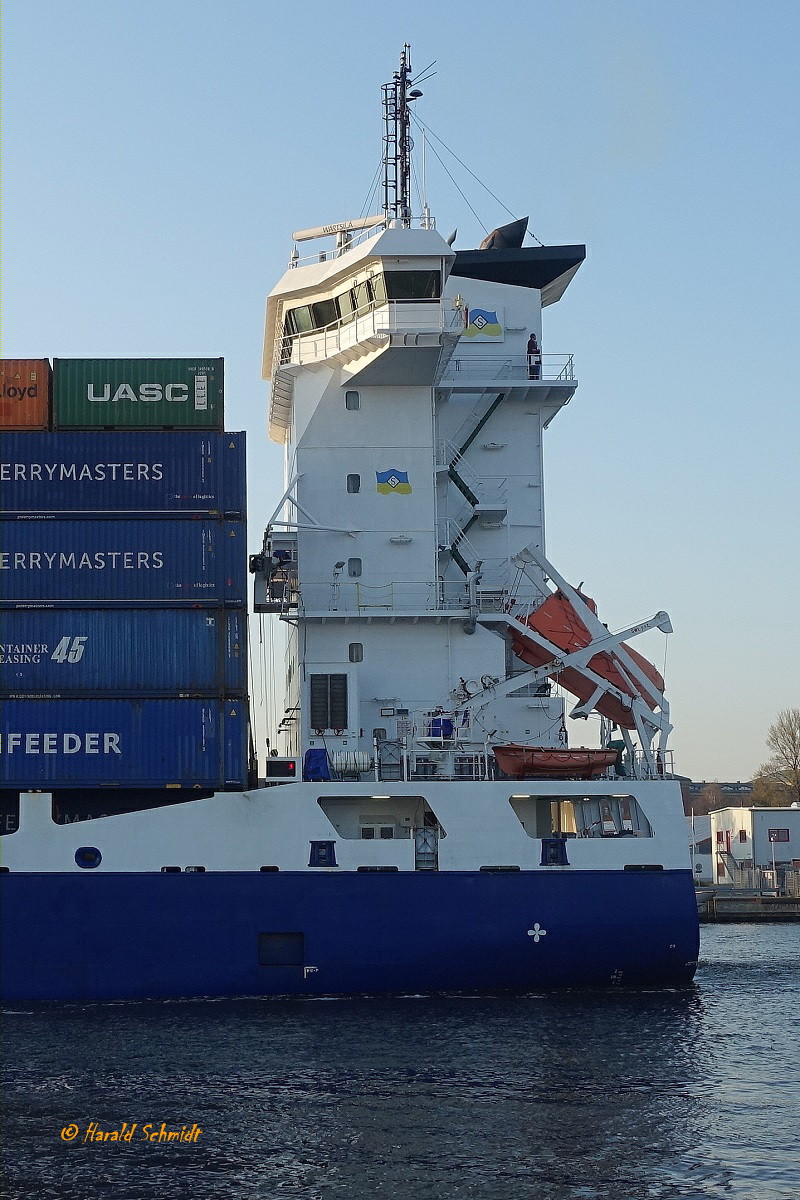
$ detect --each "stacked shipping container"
[0,359,250,795]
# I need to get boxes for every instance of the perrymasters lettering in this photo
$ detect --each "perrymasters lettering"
[0,552,164,570]
[0,732,121,755]
[0,462,164,482]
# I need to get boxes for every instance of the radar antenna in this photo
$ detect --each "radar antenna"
[382,44,424,226]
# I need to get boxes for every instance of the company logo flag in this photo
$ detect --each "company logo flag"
[376,469,412,495]
[464,308,503,339]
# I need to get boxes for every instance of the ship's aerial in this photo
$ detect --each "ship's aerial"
[0,47,699,1001]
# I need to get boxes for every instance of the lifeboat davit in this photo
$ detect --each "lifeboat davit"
[492,745,618,780]
[509,590,664,729]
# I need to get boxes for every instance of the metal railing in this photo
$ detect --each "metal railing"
[304,579,470,614]
[276,299,464,375]
[287,216,439,269]
[293,577,539,615]
[288,222,386,268]
[732,866,800,896]
[442,353,575,382]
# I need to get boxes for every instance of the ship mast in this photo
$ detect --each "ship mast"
[382,44,420,227]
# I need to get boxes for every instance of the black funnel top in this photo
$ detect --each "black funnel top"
[478,217,529,250]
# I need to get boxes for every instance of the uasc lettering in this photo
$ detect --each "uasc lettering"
[88,383,188,404]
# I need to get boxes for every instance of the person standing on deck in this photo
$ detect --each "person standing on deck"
[527,331,541,379]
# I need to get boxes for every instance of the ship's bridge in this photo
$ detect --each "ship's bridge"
[264,224,458,443]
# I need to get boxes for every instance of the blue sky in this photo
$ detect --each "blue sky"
[4,0,799,781]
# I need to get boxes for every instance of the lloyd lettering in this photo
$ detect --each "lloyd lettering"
[87,383,188,404]
[2,384,38,400]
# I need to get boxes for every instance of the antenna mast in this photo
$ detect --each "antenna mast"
[382,44,415,226]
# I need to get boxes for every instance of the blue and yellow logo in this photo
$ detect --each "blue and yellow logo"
[376,469,412,495]
[464,308,502,339]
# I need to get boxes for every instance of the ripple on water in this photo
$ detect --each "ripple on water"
[2,925,798,1199]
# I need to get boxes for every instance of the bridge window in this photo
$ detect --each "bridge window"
[338,290,356,321]
[311,298,337,328]
[286,304,313,334]
[352,281,371,311]
[347,558,362,577]
[383,270,441,300]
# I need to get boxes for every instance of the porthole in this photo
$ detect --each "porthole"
[75,846,102,869]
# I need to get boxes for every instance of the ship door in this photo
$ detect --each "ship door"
[414,825,439,871]
[376,735,403,781]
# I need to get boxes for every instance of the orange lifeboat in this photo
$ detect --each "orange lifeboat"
[492,745,618,780]
[509,590,664,729]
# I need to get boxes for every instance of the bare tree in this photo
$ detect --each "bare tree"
[757,708,800,806]
[751,770,793,807]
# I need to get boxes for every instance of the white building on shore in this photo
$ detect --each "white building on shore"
[710,805,800,888]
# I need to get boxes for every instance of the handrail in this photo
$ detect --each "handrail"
[288,221,387,268]
[286,215,439,269]
[275,298,462,375]
[295,576,538,615]
[443,354,575,382]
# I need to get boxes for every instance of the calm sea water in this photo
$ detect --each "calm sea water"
[3,924,799,1200]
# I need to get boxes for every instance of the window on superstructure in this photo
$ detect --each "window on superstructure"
[352,281,371,312]
[286,305,314,334]
[312,299,337,328]
[370,273,387,303]
[345,390,360,410]
[347,558,362,578]
[383,270,441,300]
[349,643,363,663]
[346,474,360,494]
[739,830,747,843]
[309,674,348,730]
[338,289,356,321]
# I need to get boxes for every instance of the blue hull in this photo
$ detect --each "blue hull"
[0,869,699,1002]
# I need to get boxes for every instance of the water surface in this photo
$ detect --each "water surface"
[3,924,799,1199]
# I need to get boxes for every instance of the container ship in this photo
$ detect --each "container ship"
[0,50,699,1001]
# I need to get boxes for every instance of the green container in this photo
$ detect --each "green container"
[52,358,224,429]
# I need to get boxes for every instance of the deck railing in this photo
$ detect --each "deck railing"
[293,578,544,615]
[442,353,575,382]
[276,299,464,375]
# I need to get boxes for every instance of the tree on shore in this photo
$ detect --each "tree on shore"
[753,708,800,806]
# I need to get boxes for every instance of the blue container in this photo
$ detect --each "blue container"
[0,698,248,789]
[0,519,246,605]
[0,431,246,515]
[0,608,246,696]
